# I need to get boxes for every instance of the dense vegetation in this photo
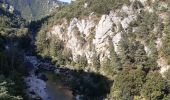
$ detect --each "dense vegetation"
[35,0,170,99]
[0,2,29,100]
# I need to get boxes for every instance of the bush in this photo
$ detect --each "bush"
[136,12,158,41]
[110,68,146,99]
[141,71,169,100]
[76,55,88,70]
[161,21,170,64]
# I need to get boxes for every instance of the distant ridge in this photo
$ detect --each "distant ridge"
[0,0,67,21]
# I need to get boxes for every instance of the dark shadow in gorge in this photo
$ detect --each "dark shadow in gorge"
[38,63,113,100]
[68,69,113,100]
[28,15,51,33]
[0,33,30,75]
[0,31,31,100]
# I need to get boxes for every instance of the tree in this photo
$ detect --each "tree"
[165,68,170,81]
[136,12,158,41]
[141,71,169,100]
[36,30,49,55]
[0,75,22,100]
[161,19,170,64]
[0,3,28,100]
[109,39,122,72]
[76,55,88,70]
[119,37,150,71]
[91,54,100,71]
[110,67,146,100]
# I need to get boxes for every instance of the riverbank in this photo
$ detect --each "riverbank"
[24,70,49,100]
[46,72,73,100]
[24,55,112,100]
[24,56,74,100]
[24,68,74,100]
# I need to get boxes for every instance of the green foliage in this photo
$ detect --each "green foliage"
[49,37,64,57]
[109,39,122,72]
[101,58,113,76]
[91,54,100,71]
[0,13,25,28]
[110,67,146,100]
[135,12,158,41]
[49,0,87,22]
[0,4,29,100]
[0,2,30,50]
[34,1,170,99]
[119,32,159,71]
[110,68,170,100]
[35,30,48,55]
[164,94,170,100]
[131,0,143,10]
[76,55,88,70]
[36,34,72,65]
[0,48,27,99]
[161,20,170,64]
[141,71,169,100]
[100,41,121,76]
[119,36,151,70]
[0,75,22,100]
[88,0,130,15]
[165,68,170,81]
[128,10,160,71]
[62,48,72,64]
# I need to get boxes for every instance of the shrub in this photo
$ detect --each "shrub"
[76,55,88,70]
[110,68,146,99]
[141,71,169,100]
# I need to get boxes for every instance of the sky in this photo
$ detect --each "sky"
[60,0,71,3]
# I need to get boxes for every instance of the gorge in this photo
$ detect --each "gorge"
[1,0,170,100]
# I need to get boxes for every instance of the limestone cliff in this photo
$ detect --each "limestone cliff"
[36,0,170,77]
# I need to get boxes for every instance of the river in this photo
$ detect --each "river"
[46,73,74,100]
[25,55,110,100]
[24,56,74,100]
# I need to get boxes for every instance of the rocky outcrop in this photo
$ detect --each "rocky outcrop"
[45,1,170,75]
[47,4,138,71]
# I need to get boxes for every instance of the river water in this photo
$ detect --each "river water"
[45,73,74,100]
[24,56,74,100]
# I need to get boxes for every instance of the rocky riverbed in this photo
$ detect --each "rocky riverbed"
[24,70,49,100]
[24,55,111,100]
[24,56,74,100]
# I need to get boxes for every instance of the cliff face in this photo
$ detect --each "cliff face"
[47,12,124,72]
[34,0,170,99]
[36,0,170,76]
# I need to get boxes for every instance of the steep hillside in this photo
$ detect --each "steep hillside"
[1,0,67,21]
[0,2,29,100]
[36,0,170,99]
